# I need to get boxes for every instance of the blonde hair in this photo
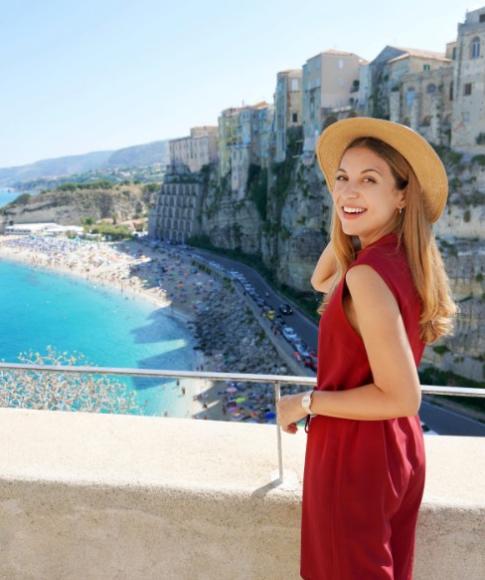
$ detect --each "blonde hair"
[316,136,459,344]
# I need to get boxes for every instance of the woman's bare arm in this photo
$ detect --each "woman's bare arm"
[310,240,338,293]
[310,265,422,419]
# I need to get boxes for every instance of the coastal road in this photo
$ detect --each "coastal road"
[191,247,319,351]
[420,397,485,436]
[187,246,485,438]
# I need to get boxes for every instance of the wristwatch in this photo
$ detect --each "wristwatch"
[301,390,314,415]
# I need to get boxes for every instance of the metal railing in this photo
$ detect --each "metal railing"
[0,362,484,483]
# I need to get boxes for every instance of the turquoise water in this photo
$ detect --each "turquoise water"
[0,257,198,417]
[0,189,21,208]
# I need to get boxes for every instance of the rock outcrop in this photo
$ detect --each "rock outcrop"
[1,184,152,226]
[192,147,485,384]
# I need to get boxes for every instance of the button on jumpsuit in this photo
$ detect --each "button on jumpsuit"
[300,232,427,580]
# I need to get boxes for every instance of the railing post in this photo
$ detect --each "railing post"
[274,380,284,482]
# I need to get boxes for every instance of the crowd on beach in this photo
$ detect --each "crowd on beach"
[0,233,302,424]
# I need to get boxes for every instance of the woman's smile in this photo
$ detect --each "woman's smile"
[342,205,368,218]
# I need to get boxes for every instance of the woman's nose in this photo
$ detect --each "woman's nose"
[341,184,360,198]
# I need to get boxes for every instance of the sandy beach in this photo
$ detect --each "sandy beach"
[0,233,293,425]
[0,233,220,420]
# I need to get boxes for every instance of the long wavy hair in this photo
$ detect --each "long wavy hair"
[316,136,459,344]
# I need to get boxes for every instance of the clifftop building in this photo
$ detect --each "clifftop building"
[451,6,485,153]
[148,165,203,243]
[302,49,367,153]
[218,101,274,199]
[274,69,302,162]
[169,126,218,173]
[358,46,451,120]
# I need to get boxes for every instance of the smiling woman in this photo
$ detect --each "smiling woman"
[275,116,460,580]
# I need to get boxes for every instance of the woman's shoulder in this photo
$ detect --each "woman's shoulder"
[356,239,403,262]
[352,238,409,275]
[347,242,410,305]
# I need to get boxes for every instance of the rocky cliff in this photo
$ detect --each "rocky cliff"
[195,141,484,384]
[0,184,153,226]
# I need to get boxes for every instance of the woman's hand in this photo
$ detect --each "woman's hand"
[276,393,309,434]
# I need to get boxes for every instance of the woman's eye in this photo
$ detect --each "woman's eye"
[335,175,375,183]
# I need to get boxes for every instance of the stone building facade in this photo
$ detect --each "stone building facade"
[217,102,274,199]
[451,6,485,154]
[302,49,367,153]
[148,166,203,243]
[169,126,218,173]
[358,46,451,120]
[273,69,303,162]
[388,50,454,145]
[393,65,453,146]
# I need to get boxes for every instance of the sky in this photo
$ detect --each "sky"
[0,0,479,168]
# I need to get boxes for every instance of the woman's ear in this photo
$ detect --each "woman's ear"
[397,190,407,208]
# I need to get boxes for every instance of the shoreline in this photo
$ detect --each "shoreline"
[0,234,218,421]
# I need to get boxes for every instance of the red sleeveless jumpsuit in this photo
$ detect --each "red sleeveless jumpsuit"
[300,231,427,580]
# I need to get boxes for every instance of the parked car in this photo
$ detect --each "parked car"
[279,303,293,315]
[302,353,318,372]
[294,342,310,357]
[282,326,298,341]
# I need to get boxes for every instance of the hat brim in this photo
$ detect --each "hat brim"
[315,116,448,223]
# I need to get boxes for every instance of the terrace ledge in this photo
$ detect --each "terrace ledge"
[0,408,483,579]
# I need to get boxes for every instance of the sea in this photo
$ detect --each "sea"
[0,257,199,418]
[0,189,20,208]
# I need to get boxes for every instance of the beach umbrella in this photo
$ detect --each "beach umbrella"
[235,396,247,403]
[264,411,276,420]
[226,386,238,394]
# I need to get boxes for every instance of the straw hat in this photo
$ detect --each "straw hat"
[315,116,449,223]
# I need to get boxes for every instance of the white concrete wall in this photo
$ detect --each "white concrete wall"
[0,408,484,579]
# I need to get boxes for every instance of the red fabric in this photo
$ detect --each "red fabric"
[300,232,426,580]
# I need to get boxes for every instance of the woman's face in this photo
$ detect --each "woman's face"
[332,146,406,247]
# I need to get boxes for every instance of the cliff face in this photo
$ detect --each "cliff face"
[422,242,484,382]
[1,185,151,226]
[196,150,484,384]
[199,156,332,293]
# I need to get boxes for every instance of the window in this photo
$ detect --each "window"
[452,46,457,60]
[480,13,485,22]
[292,113,298,123]
[449,81,453,101]
[291,78,299,91]
[471,37,480,59]
[464,83,472,96]
[405,87,416,109]
[423,64,431,71]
